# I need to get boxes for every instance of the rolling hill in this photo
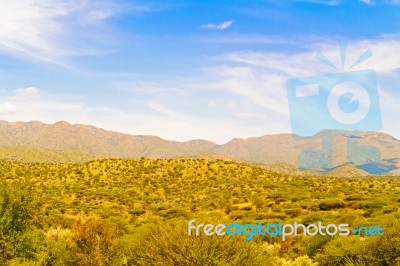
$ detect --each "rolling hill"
[0,146,96,163]
[2,157,400,264]
[326,163,370,177]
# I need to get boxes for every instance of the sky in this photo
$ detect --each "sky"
[0,0,400,144]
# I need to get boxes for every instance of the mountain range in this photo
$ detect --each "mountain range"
[0,120,399,175]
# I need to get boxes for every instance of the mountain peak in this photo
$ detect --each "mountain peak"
[53,121,71,127]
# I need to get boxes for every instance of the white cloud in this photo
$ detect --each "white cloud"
[235,112,267,119]
[198,35,400,137]
[0,102,17,114]
[198,34,291,44]
[0,87,264,144]
[207,65,290,117]
[360,0,374,5]
[2,36,400,143]
[0,0,146,65]
[1,87,83,114]
[0,87,41,115]
[11,87,40,100]
[201,21,233,30]
[360,0,400,5]
[224,35,400,74]
[292,0,400,5]
[106,35,400,142]
[288,0,341,5]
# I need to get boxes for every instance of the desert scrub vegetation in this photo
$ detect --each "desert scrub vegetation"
[0,158,399,265]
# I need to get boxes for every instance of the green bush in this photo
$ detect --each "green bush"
[0,181,42,263]
[318,199,345,211]
[315,236,369,266]
[126,221,277,266]
[158,208,190,219]
[284,208,302,218]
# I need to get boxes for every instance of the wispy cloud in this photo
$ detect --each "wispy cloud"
[201,21,233,30]
[360,0,374,5]
[292,0,400,5]
[0,86,264,144]
[209,35,400,137]
[100,35,400,142]
[3,36,400,143]
[360,0,400,5]
[286,0,341,6]
[0,0,148,66]
[198,34,291,44]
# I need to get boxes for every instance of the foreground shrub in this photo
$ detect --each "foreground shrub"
[123,220,319,266]
[367,218,400,265]
[126,220,276,266]
[315,217,400,265]
[70,218,123,266]
[40,218,125,266]
[315,236,369,265]
[0,181,42,263]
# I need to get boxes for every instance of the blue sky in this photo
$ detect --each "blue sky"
[0,0,400,143]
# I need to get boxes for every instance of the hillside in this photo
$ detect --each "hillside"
[388,168,400,176]
[1,157,398,224]
[0,146,97,163]
[326,163,370,177]
[1,120,400,174]
[256,162,320,176]
[1,158,400,265]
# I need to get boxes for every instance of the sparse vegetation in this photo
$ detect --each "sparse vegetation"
[0,158,399,265]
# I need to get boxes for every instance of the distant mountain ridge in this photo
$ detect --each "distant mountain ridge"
[0,120,399,175]
[0,120,215,158]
